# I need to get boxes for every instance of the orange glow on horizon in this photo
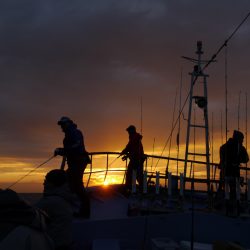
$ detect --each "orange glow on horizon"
[0,137,248,193]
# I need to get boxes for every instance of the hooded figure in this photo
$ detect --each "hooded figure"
[120,125,145,192]
[220,130,249,178]
[0,189,54,250]
[218,130,249,198]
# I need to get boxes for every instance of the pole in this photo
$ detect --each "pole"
[225,45,228,142]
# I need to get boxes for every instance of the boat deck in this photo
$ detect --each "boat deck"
[72,185,250,250]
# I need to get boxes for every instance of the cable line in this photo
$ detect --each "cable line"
[152,12,250,172]
[7,155,55,189]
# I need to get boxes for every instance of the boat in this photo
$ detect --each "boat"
[64,40,250,250]
[14,22,250,249]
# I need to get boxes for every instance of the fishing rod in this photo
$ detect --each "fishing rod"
[238,91,241,131]
[176,67,183,176]
[225,45,228,142]
[140,96,143,135]
[151,12,250,174]
[150,138,156,173]
[7,155,55,189]
[245,92,248,194]
[103,154,123,183]
[165,86,178,187]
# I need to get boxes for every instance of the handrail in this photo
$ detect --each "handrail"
[84,152,249,189]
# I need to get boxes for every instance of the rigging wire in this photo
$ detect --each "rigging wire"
[7,155,55,189]
[202,11,250,73]
[151,12,250,173]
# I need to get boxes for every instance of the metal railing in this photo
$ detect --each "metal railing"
[83,152,250,193]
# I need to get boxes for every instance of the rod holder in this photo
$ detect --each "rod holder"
[132,169,137,194]
[168,172,172,196]
[156,171,160,194]
[143,171,147,194]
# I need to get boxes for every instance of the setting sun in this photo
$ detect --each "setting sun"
[103,180,109,186]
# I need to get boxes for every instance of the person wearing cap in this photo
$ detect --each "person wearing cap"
[54,117,91,218]
[120,125,145,192]
[218,130,249,200]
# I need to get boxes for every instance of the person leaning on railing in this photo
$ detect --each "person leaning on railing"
[218,130,249,199]
[120,125,146,193]
[54,116,91,218]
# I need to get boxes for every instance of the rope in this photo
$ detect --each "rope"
[7,155,55,189]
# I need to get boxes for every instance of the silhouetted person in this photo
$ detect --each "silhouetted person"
[54,116,91,218]
[120,125,145,192]
[218,130,249,199]
[36,169,75,250]
[0,189,54,250]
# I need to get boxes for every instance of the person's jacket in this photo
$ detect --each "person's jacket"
[121,132,144,160]
[36,183,75,248]
[220,138,249,177]
[63,123,87,159]
[0,189,54,250]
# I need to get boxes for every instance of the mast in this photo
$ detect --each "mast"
[183,41,213,192]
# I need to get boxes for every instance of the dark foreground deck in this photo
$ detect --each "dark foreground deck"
[71,185,250,250]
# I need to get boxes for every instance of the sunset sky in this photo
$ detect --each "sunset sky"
[0,1,250,192]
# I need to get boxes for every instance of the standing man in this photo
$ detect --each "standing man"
[218,130,249,199]
[54,116,91,218]
[120,125,145,192]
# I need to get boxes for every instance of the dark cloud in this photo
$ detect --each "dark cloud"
[0,0,250,163]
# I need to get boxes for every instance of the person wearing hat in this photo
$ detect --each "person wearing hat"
[54,117,91,218]
[120,125,145,193]
[218,130,249,200]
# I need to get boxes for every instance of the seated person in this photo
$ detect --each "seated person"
[36,169,76,250]
[0,189,54,250]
